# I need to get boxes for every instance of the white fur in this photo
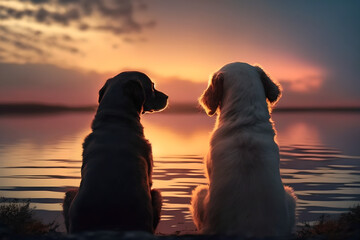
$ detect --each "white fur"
[191,62,296,237]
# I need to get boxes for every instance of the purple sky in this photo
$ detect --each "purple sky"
[0,0,359,107]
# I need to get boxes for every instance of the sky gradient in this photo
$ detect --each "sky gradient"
[0,0,359,107]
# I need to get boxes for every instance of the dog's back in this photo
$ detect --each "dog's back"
[203,126,295,236]
[68,115,154,233]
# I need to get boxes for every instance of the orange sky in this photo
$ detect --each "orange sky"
[0,0,359,107]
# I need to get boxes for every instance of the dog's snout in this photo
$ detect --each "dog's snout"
[155,90,168,100]
[162,93,168,103]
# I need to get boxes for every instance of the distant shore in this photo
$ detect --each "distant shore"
[0,103,360,115]
[0,103,96,115]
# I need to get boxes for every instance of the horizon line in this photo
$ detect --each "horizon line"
[0,102,360,116]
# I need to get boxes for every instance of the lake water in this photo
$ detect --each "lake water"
[0,111,359,234]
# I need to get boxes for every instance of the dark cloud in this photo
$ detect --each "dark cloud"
[13,40,45,55]
[35,7,81,25]
[1,0,154,35]
[0,5,33,19]
[26,0,50,3]
[0,0,154,60]
[0,24,81,60]
[0,33,44,56]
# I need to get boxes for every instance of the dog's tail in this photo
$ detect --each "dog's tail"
[190,185,209,231]
[284,185,297,233]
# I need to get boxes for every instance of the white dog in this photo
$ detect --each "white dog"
[191,62,296,237]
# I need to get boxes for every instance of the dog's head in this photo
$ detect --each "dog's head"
[98,71,168,114]
[200,62,281,116]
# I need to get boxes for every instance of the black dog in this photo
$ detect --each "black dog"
[63,71,168,233]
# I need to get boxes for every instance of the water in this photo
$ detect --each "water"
[0,112,359,234]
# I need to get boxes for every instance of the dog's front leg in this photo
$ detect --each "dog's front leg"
[63,189,78,233]
[205,152,213,179]
[150,189,162,231]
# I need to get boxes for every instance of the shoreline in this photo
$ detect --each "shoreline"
[1,206,359,239]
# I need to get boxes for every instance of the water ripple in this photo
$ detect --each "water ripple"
[0,144,359,233]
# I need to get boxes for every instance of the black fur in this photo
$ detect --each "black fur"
[63,71,168,234]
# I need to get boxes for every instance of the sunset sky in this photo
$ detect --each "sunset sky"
[0,0,359,107]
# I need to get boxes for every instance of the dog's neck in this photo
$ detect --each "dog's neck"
[91,106,143,132]
[216,96,273,131]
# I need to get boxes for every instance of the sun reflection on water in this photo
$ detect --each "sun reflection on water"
[0,112,359,233]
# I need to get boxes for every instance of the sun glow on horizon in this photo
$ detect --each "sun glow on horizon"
[0,1,358,107]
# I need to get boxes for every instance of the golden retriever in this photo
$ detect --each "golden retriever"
[191,62,296,237]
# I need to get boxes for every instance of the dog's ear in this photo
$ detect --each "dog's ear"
[255,66,281,104]
[123,79,145,112]
[200,72,224,116]
[98,81,109,103]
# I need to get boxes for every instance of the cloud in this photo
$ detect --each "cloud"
[0,62,105,105]
[0,62,206,105]
[0,44,34,62]
[34,7,80,25]
[0,0,154,60]
[279,76,324,93]
[0,25,81,62]
[0,62,359,107]
[0,0,154,35]
[0,5,80,25]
